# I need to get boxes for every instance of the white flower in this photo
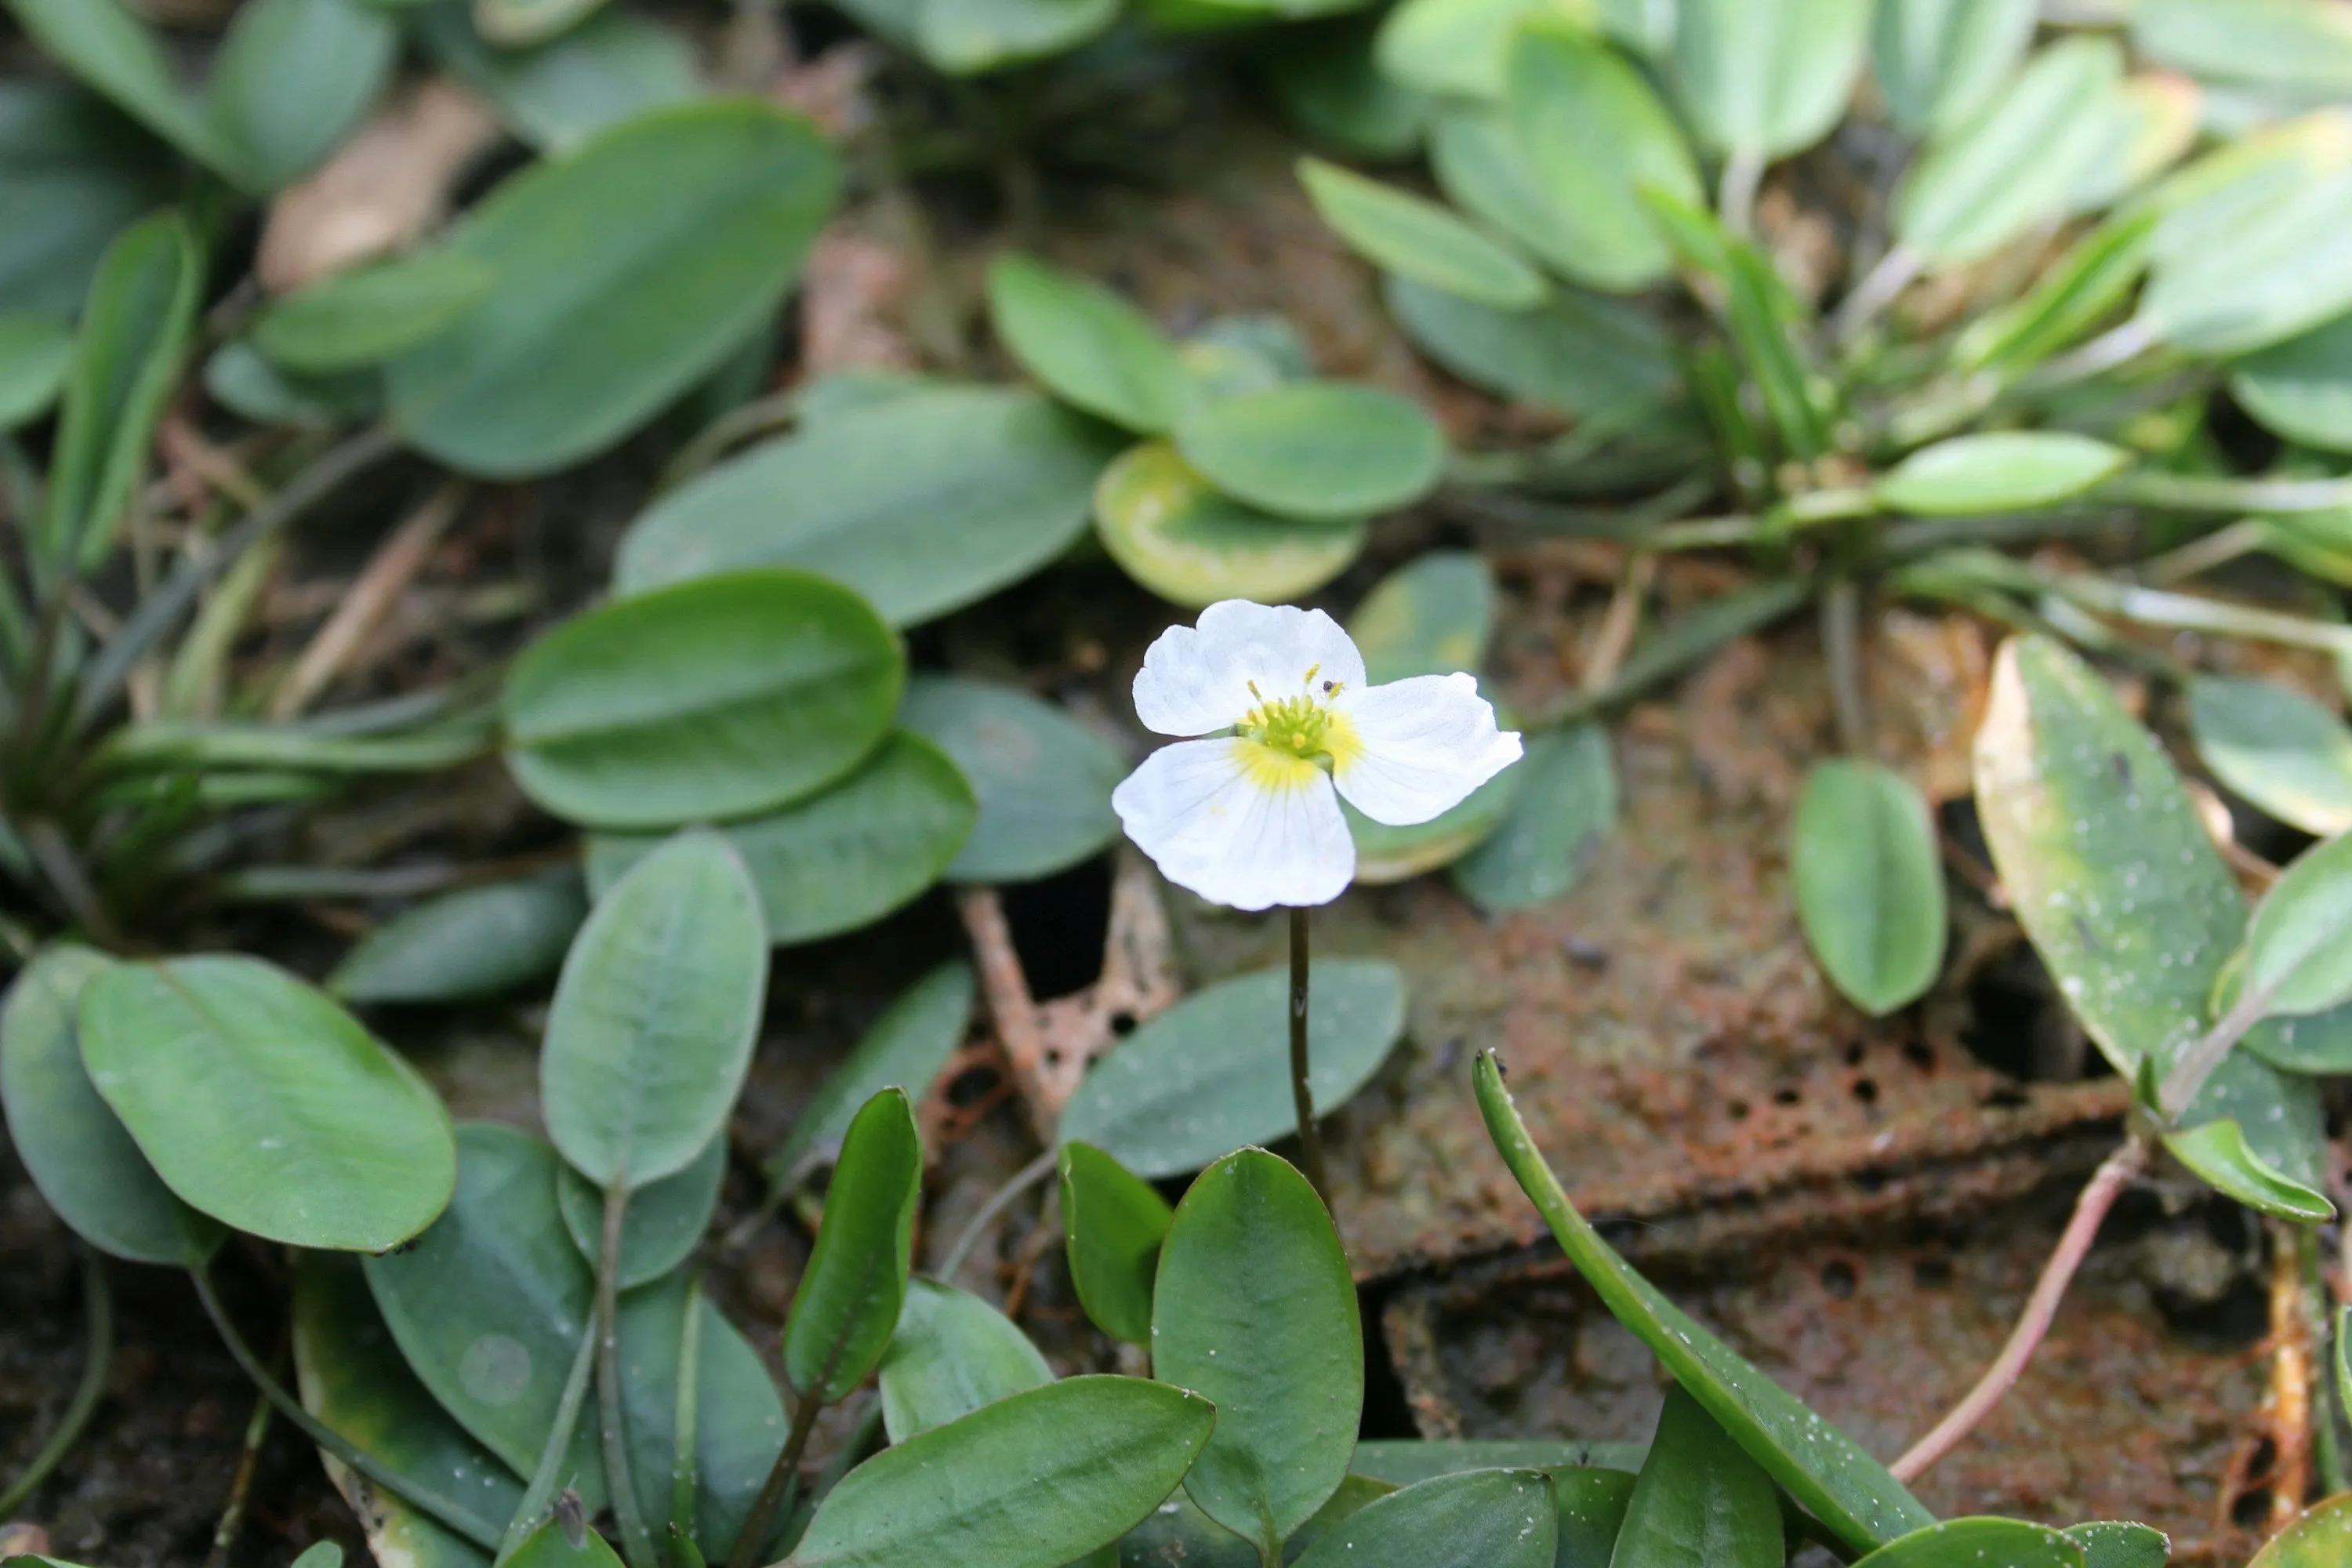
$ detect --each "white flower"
[1112,598,1523,911]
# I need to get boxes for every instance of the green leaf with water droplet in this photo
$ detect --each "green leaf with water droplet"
[555,1132,726,1289]
[1290,1469,1555,1568]
[2060,1521,2169,1568]
[2161,1117,2334,1222]
[1611,1387,1782,1568]
[1850,1519,2085,1568]
[2249,1490,2352,1567]
[2242,829,2352,1016]
[1058,1141,1172,1347]
[1174,380,1444,522]
[879,1279,1054,1442]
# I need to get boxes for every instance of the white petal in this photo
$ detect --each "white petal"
[1331,673,1523,826]
[1133,599,1367,737]
[1111,737,1355,910]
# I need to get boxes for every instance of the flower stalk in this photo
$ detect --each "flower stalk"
[1287,906,1329,1207]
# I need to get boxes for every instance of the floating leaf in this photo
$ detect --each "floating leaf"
[2243,829,2352,1016]
[1672,0,1870,161]
[1452,722,1617,912]
[1057,960,1406,1178]
[543,831,766,1189]
[880,1279,1054,1442]
[989,253,1189,434]
[2249,1494,2352,1568]
[918,0,1120,74]
[616,385,1118,626]
[40,209,201,576]
[766,963,972,1187]
[1298,155,1542,310]
[1291,1470,1555,1568]
[328,869,588,1005]
[556,1133,726,1289]
[207,0,396,191]
[902,677,1125,884]
[1474,1053,1934,1554]
[1791,760,1947,1017]
[387,101,837,477]
[1504,20,1701,292]
[1094,440,1367,608]
[251,252,493,374]
[1155,1149,1360,1559]
[1612,1388,1783,1568]
[2233,310,2352,453]
[1385,270,1679,419]
[784,1088,920,1404]
[292,1254,524,1568]
[2187,675,2352,836]
[1,946,216,1265]
[1174,381,1443,521]
[2160,1118,2334,1223]
[1895,38,2125,266]
[1870,0,2037,136]
[784,1377,1214,1568]
[416,2,700,154]
[504,569,903,831]
[1851,1519,2085,1568]
[1059,1142,1172,1348]
[361,1123,603,1492]
[80,955,456,1251]
[586,732,973,945]
[1973,635,2245,1080]
[1875,432,2129,515]
[0,312,72,427]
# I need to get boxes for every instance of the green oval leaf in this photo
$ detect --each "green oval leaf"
[2235,310,2352,452]
[1173,381,1443,521]
[79,955,456,1251]
[41,209,201,576]
[586,731,974,945]
[292,1254,525,1568]
[1058,1141,1174,1348]
[1385,268,1679,419]
[251,252,494,374]
[361,1123,603,1491]
[1057,960,1406,1178]
[2215,949,2352,1074]
[543,830,765,1189]
[1291,1468,1555,1568]
[207,0,396,191]
[989,253,1189,434]
[1612,1388,1782,1568]
[1154,1149,1360,1559]
[901,676,1126,884]
[556,1132,726,1289]
[1,946,216,1265]
[0,311,74,429]
[880,1279,1054,1442]
[2251,1494,2352,1568]
[1474,1053,1934,1554]
[1350,550,1494,684]
[1298,155,1542,310]
[1852,1519,2086,1568]
[504,568,903,830]
[1895,38,2125,266]
[1093,440,1367,608]
[2244,829,2352,1016]
[1504,19,1700,292]
[328,869,588,1005]
[1672,0,1870,160]
[1870,0,2037,136]
[416,4,699,154]
[765,962,973,1187]
[1451,721,1617,913]
[4,0,245,181]
[1973,634,2245,1080]
[1875,432,2129,515]
[785,1087,920,1403]
[1791,760,1947,1017]
[615,385,1120,626]
[2061,1521,2169,1568]
[616,1269,786,1559]
[2188,675,2352,837]
[785,1377,1214,1568]
[2160,1117,2335,1222]
[387,101,838,477]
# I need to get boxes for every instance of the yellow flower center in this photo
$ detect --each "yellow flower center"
[1234,669,1359,781]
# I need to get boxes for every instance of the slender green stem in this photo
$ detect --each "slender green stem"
[0,1246,113,1517]
[724,1390,825,1568]
[495,1329,597,1566]
[936,1148,1058,1283]
[599,1183,659,1568]
[202,1388,274,1568]
[1288,906,1330,1206]
[191,1265,503,1549]
[2103,470,2352,515]
[670,1273,706,1552]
